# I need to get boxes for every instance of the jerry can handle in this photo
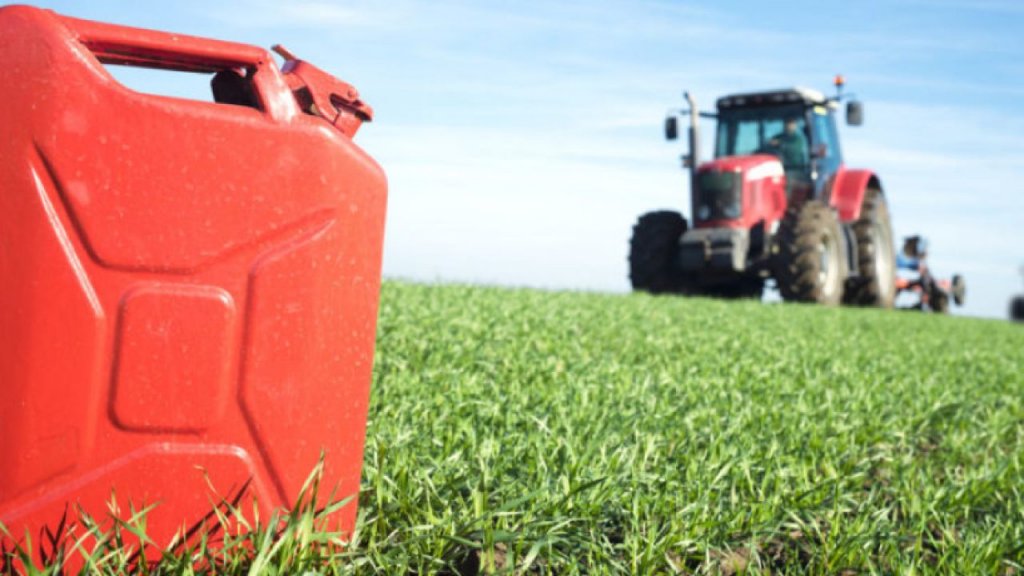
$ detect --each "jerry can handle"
[60,14,269,72]
[57,13,301,120]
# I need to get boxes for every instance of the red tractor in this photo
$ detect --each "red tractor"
[630,79,896,306]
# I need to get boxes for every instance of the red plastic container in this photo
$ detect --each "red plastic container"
[0,4,386,554]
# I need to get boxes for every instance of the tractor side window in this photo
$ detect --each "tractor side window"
[812,111,838,160]
[826,113,842,161]
[811,110,841,175]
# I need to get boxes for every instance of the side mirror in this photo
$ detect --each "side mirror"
[665,116,678,140]
[846,101,864,126]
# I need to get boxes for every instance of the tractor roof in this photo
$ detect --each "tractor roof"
[716,87,832,111]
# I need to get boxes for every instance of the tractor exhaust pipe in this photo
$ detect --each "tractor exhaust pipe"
[684,91,700,198]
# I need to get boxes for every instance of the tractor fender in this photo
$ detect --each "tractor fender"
[829,168,882,222]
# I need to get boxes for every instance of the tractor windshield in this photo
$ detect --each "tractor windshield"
[715,105,809,173]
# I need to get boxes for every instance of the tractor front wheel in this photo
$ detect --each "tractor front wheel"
[843,188,896,308]
[629,211,687,294]
[775,200,847,305]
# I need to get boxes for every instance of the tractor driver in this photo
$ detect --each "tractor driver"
[764,116,810,199]
[767,117,809,173]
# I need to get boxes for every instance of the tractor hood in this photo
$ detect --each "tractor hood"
[690,154,788,232]
[698,154,784,183]
[692,155,784,223]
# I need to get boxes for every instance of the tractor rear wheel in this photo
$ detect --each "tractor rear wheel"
[629,211,687,294]
[1011,295,1024,322]
[843,188,896,307]
[775,200,847,305]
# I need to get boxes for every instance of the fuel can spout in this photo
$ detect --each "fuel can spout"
[273,44,373,138]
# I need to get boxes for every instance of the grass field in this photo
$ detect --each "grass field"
[4,280,1023,574]
[348,281,1024,574]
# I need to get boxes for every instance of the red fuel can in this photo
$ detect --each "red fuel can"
[0,4,386,555]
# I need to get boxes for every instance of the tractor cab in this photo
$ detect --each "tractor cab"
[714,88,845,199]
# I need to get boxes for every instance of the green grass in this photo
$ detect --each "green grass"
[351,281,1024,574]
[4,280,1023,574]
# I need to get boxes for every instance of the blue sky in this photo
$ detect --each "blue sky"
[36,0,1024,319]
